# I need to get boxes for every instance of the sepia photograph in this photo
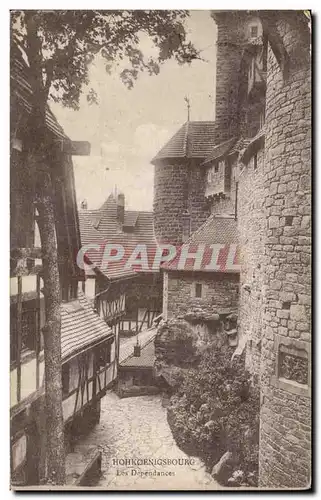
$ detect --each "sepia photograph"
[9,8,312,491]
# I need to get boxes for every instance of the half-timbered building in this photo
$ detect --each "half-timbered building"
[78,193,162,339]
[10,45,116,485]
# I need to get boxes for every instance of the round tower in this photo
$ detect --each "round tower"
[151,122,214,244]
[259,12,311,488]
[153,160,188,245]
[211,11,247,141]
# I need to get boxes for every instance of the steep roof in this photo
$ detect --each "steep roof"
[78,194,158,280]
[162,215,239,273]
[11,49,68,140]
[151,121,218,164]
[202,137,238,165]
[120,336,156,368]
[61,292,113,362]
[189,215,238,245]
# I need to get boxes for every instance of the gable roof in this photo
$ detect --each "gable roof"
[162,215,239,273]
[78,194,158,280]
[151,121,218,164]
[61,292,113,362]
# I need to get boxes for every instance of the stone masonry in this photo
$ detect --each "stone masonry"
[166,271,239,320]
[238,147,265,379]
[152,10,311,489]
[153,160,209,245]
[259,13,311,489]
[211,11,246,141]
[153,162,188,245]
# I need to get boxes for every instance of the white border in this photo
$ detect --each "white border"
[1,2,319,499]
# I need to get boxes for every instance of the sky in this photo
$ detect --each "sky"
[50,10,217,211]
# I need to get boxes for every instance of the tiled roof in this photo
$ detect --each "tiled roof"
[78,194,158,280]
[202,137,238,165]
[189,215,238,245]
[229,137,252,156]
[239,128,266,164]
[123,212,139,228]
[61,292,113,362]
[151,121,218,163]
[120,336,156,368]
[162,215,239,273]
[11,52,67,140]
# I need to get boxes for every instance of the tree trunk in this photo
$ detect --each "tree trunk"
[36,169,66,485]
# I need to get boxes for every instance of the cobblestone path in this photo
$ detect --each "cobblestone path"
[79,390,220,490]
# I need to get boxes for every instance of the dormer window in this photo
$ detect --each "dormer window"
[245,17,262,41]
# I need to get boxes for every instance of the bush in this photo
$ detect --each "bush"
[167,335,259,486]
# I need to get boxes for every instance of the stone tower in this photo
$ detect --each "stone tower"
[151,12,249,245]
[211,11,248,141]
[259,12,311,488]
[151,121,216,244]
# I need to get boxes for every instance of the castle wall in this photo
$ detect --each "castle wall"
[166,271,239,320]
[237,147,265,379]
[187,160,211,235]
[153,160,209,244]
[208,157,238,216]
[212,12,246,141]
[259,14,311,488]
[153,161,188,244]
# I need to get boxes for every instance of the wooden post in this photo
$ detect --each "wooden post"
[36,274,41,389]
[117,321,120,369]
[16,276,22,403]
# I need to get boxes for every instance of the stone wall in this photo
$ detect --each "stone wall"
[209,157,238,216]
[153,160,209,245]
[259,13,311,489]
[211,11,247,141]
[187,160,211,235]
[153,161,188,244]
[166,271,239,320]
[237,147,265,378]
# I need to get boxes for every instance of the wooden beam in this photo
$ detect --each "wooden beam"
[259,13,290,79]
[62,141,91,156]
[11,264,43,278]
[11,247,42,259]
[36,274,41,390]
[16,276,22,403]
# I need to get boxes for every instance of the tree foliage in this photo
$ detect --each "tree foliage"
[167,335,260,487]
[10,10,199,485]
[11,10,200,110]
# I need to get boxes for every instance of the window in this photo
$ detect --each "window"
[250,26,258,38]
[95,342,111,370]
[21,309,37,352]
[214,164,219,173]
[62,363,70,397]
[10,306,38,364]
[195,283,202,298]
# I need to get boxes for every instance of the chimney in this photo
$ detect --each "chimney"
[116,193,125,224]
[182,209,191,243]
[80,199,88,210]
[133,338,141,357]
